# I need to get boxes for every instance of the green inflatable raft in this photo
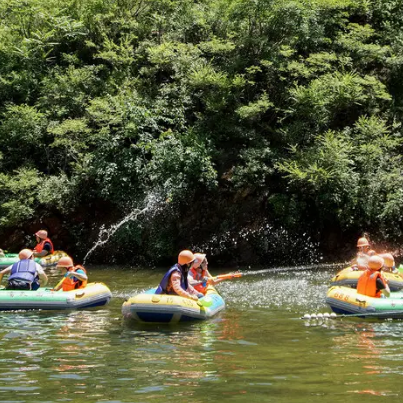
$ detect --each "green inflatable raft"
[0,282,112,311]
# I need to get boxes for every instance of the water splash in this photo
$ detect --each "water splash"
[191,220,322,265]
[83,193,164,264]
[238,262,345,277]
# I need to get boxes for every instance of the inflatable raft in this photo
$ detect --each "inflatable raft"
[0,251,69,270]
[0,282,112,311]
[331,266,403,291]
[326,286,403,319]
[122,285,225,323]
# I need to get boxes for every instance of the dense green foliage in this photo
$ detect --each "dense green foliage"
[1,0,402,262]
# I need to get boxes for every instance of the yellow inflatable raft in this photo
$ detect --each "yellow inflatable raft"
[122,285,225,323]
[326,286,403,319]
[331,266,403,291]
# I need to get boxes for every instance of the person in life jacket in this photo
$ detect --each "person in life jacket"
[53,256,88,292]
[0,249,48,290]
[155,250,203,301]
[33,230,54,258]
[357,255,390,298]
[188,253,224,294]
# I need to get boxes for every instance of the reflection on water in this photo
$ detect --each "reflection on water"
[0,265,403,402]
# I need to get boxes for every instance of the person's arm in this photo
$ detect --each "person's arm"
[35,264,48,286]
[33,243,52,258]
[0,267,11,285]
[187,271,199,286]
[377,277,390,298]
[67,269,87,282]
[188,273,210,286]
[382,284,391,298]
[205,269,223,285]
[186,281,204,298]
[170,272,198,300]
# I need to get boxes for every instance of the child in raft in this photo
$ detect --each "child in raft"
[188,253,226,295]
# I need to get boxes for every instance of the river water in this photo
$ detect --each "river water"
[1,264,403,403]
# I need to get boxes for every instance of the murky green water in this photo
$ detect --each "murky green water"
[1,264,403,403]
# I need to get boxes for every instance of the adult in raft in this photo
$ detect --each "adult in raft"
[32,229,54,258]
[353,236,377,270]
[156,250,204,301]
[0,249,48,290]
[188,253,224,295]
[357,255,390,298]
[53,256,88,291]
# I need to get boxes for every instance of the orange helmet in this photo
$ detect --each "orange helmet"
[35,230,48,239]
[368,256,384,271]
[178,250,195,265]
[193,253,206,269]
[56,256,74,268]
[357,237,370,248]
[380,253,395,268]
[19,249,33,260]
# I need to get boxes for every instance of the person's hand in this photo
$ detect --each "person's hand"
[191,295,199,301]
[207,277,217,285]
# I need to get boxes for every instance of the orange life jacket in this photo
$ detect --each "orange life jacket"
[189,267,208,293]
[357,269,385,298]
[34,238,54,254]
[62,265,88,291]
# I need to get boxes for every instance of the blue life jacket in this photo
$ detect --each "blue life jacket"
[8,259,38,284]
[155,264,188,295]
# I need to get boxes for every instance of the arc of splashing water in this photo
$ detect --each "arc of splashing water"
[83,195,162,264]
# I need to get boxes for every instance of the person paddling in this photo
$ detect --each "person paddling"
[32,230,54,258]
[156,250,203,301]
[0,249,48,290]
[53,257,88,291]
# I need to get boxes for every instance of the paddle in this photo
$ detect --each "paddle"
[52,274,67,291]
